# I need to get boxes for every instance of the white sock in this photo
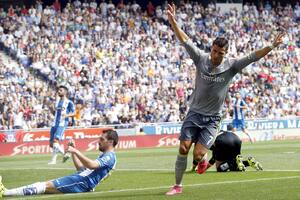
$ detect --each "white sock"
[50,143,60,162]
[4,182,46,196]
[53,142,64,155]
[51,150,58,163]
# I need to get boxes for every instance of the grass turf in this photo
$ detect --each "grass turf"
[0,140,300,200]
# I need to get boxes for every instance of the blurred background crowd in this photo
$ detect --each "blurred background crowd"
[0,0,299,130]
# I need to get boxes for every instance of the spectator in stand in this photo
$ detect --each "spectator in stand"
[53,0,61,12]
[0,0,298,132]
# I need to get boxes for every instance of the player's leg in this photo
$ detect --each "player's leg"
[247,156,263,171]
[191,155,199,172]
[166,140,192,195]
[166,125,195,195]
[193,143,208,174]
[193,130,212,175]
[235,155,246,171]
[232,119,238,132]
[0,174,92,197]
[45,181,61,194]
[49,127,66,164]
[51,175,91,193]
[230,134,246,171]
[0,175,58,197]
[194,118,220,174]
[54,126,66,155]
[176,140,193,183]
[49,126,55,148]
[49,127,58,164]
[241,120,253,143]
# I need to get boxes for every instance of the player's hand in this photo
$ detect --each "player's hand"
[68,139,75,147]
[167,3,176,24]
[272,33,285,48]
[66,146,77,154]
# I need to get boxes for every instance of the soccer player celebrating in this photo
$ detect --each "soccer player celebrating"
[0,130,118,197]
[166,3,284,195]
[48,85,75,164]
[232,92,253,143]
[197,124,262,174]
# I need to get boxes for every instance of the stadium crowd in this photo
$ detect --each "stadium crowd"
[0,0,299,130]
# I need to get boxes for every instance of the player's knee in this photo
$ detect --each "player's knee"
[179,145,189,155]
[53,138,59,143]
[193,148,207,160]
[193,152,207,161]
[45,181,60,194]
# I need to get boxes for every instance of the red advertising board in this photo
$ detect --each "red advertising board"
[0,134,180,156]
[0,127,112,142]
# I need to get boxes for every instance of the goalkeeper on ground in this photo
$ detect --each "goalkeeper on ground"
[196,124,263,173]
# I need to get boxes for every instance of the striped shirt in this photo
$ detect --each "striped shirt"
[52,98,75,127]
[233,99,246,120]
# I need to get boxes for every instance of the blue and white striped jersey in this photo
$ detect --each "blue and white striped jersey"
[52,99,75,127]
[233,99,246,120]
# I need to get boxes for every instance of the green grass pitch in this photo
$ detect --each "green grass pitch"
[0,140,300,200]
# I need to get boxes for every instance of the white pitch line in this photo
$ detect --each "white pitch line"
[0,168,300,172]
[7,175,300,200]
[283,152,296,154]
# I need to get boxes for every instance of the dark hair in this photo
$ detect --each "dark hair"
[57,85,69,92]
[213,37,229,50]
[227,124,234,131]
[104,130,119,147]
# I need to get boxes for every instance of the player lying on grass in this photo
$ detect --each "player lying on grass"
[0,130,118,197]
[195,124,263,174]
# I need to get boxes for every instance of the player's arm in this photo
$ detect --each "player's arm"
[239,99,247,110]
[65,101,76,118]
[235,104,247,109]
[65,113,75,118]
[72,152,85,171]
[232,33,284,72]
[67,146,100,169]
[68,140,85,171]
[167,3,189,43]
[167,3,203,64]
[254,33,284,59]
[240,105,247,110]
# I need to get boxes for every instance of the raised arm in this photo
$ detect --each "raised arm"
[232,33,285,72]
[254,33,284,59]
[167,3,189,43]
[167,3,204,65]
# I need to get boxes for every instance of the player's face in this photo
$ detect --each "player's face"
[57,88,66,97]
[210,45,227,67]
[98,133,111,152]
